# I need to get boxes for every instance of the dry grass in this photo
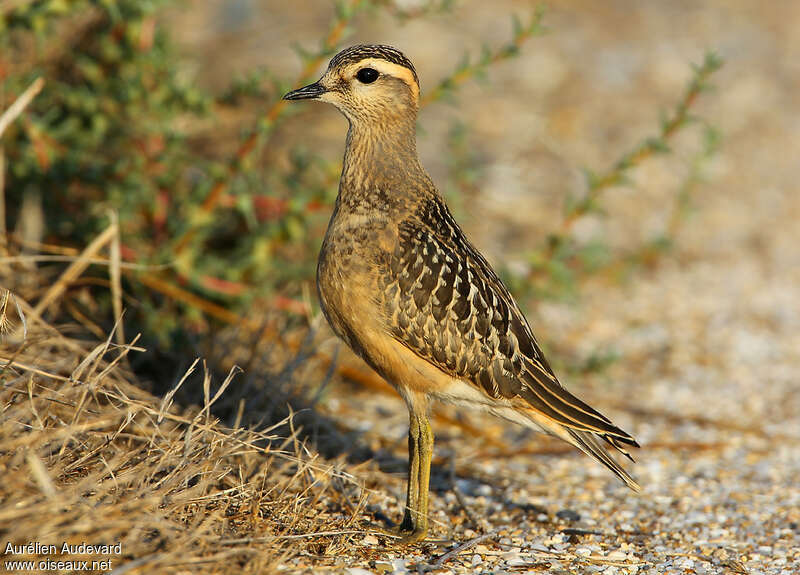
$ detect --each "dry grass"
[0,303,383,574]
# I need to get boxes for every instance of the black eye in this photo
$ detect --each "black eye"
[356,68,379,84]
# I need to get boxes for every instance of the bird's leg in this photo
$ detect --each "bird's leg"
[397,409,433,543]
[399,413,420,532]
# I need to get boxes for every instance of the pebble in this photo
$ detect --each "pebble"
[556,509,581,521]
[361,534,379,546]
[476,483,492,496]
[390,559,408,574]
[506,555,528,567]
[606,550,627,561]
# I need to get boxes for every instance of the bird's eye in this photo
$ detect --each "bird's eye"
[356,68,379,84]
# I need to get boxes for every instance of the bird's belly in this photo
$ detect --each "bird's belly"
[433,379,552,434]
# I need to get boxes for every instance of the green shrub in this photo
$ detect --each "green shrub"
[1,1,721,364]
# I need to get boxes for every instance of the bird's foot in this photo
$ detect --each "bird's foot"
[378,523,428,545]
[376,511,428,545]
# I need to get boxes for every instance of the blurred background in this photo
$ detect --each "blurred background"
[2,0,798,434]
[1,0,799,571]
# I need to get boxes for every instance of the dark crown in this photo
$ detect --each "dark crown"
[329,44,419,86]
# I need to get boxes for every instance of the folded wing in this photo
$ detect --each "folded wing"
[381,198,639,487]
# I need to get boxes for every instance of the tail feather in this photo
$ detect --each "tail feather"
[603,435,637,462]
[516,405,640,491]
[566,428,641,491]
[519,357,639,445]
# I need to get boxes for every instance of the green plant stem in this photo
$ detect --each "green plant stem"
[172,0,370,255]
[548,52,722,255]
[420,9,545,106]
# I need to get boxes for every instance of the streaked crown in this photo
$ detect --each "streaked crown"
[328,44,419,86]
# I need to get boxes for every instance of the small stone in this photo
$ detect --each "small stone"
[606,550,627,561]
[361,534,379,546]
[556,509,581,522]
[575,547,592,556]
[374,562,393,574]
[391,559,409,574]
[476,483,493,496]
[506,553,527,567]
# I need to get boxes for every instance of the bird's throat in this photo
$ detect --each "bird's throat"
[339,120,432,211]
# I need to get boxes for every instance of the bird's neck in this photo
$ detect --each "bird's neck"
[338,117,434,213]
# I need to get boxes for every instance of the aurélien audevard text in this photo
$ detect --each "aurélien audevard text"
[5,541,122,555]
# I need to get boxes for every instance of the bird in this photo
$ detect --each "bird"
[283,44,639,543]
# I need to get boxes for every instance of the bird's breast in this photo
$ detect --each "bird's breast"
[316,212,395,354]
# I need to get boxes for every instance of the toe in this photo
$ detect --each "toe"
[396,527,428,545]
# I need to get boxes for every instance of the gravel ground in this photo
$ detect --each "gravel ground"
[308,242,800,574]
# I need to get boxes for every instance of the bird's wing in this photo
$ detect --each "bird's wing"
[382,198,638,449]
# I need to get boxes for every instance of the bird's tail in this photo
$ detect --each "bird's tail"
[518,405,640,491]
[564,428,641,491]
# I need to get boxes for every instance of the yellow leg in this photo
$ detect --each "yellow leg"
[397,409,433,543]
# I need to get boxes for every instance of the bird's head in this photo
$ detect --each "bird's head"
[283,44,419,126]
